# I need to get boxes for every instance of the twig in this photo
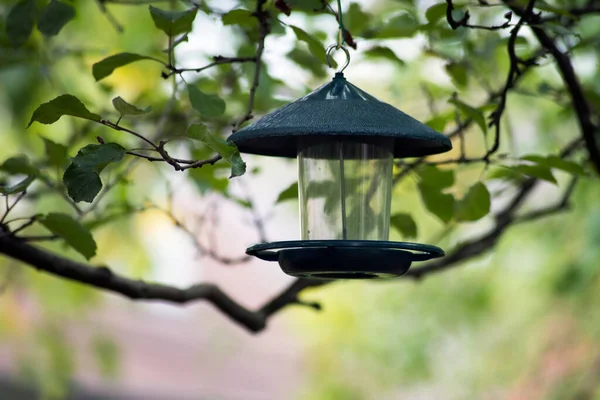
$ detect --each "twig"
[506,1,600,176]
[0,191,27,224]
[165,56,256,78]
[234,0,270,131]
[484,0,537,161]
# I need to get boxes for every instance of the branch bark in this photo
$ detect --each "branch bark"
[506,2,600,175]
[0,229,323,333]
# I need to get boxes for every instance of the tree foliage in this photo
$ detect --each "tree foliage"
[0,0,599,397]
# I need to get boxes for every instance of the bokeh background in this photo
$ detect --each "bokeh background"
[1,0,599,398]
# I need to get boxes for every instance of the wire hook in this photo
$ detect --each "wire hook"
[326,44,350,73]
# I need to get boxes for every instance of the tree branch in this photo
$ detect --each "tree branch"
[0,229,322,333]
[507,1,600,176]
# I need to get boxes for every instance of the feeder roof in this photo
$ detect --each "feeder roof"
[227,73,452,158]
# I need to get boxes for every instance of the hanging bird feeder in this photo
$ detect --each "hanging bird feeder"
[228,45,452,279]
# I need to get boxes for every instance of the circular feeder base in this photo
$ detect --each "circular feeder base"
[246,240,444,279]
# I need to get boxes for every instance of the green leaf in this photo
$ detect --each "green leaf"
[39,213,97,259]
[222,9,256,27]
[37,0,75,36]
[28,95,101,127]
[189,166,229,194]
[390,213,417,238]
[92,53,156,81]
[5,0,36,47]
[373,13,419,38]
[187,85,226,118]
[363,46,405,66]
[112,96,151,117]
[509,164,557,184]
[455,182,491,222]
[186,124,246,177]
[276,182,298,203]
[283,0,324,12]
[63,143,126,203]
[425,3,447,24]
[43,138,68,168]
[424,113,452,132]
[0,175,35,195]
[486,166,526,182]
[63,165,102,203]
[449,97,486,134]
[417,165,454,189]
[418,182,455,223]
[445,62,468,88]
[290,25,328,64]
[70,143,126,171]
[0,156,38,176]
[149,6,197,36]
[416,165,455,223]
[521,154,587,176]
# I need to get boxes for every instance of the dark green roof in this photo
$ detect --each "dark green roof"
[227,73,452,158]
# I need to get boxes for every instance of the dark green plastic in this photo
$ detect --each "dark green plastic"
[227,72,452,158]
[246,240,444,279]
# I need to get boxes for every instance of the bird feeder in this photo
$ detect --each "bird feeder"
[228,49,452,279]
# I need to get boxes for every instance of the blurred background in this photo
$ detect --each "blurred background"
[1,0,599,398]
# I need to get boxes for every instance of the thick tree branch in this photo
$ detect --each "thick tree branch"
[0,229,322,333]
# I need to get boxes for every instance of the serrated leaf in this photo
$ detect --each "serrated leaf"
[28,95,101,127]
[425,3,447,24]
[112,96,151,117]
[92,53,156,81]
[187,124,246,177]
[187,85,226,117]
[363,46,405,66]
[37,0,75,36]
[63,143,126,203]
[509,164,557,184]
[290,25,328,64]
[0,175,35,195]
[0,156,38,176]
[276,182,298,203]
[43,138,68,168]
[418,182,455,223]
[521,154,586,176]
[390,213,417,238]
[39,213,97,259]
[449,98,486,134]
[222,9,256,27]
[149,6,197,36]
[63,165,102,203]
[455,182,491,222]
[6,0,36,47]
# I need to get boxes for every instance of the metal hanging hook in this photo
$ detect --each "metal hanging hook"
[326,44,350,73]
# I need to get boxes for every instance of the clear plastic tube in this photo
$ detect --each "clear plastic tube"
[298,139,393,241]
